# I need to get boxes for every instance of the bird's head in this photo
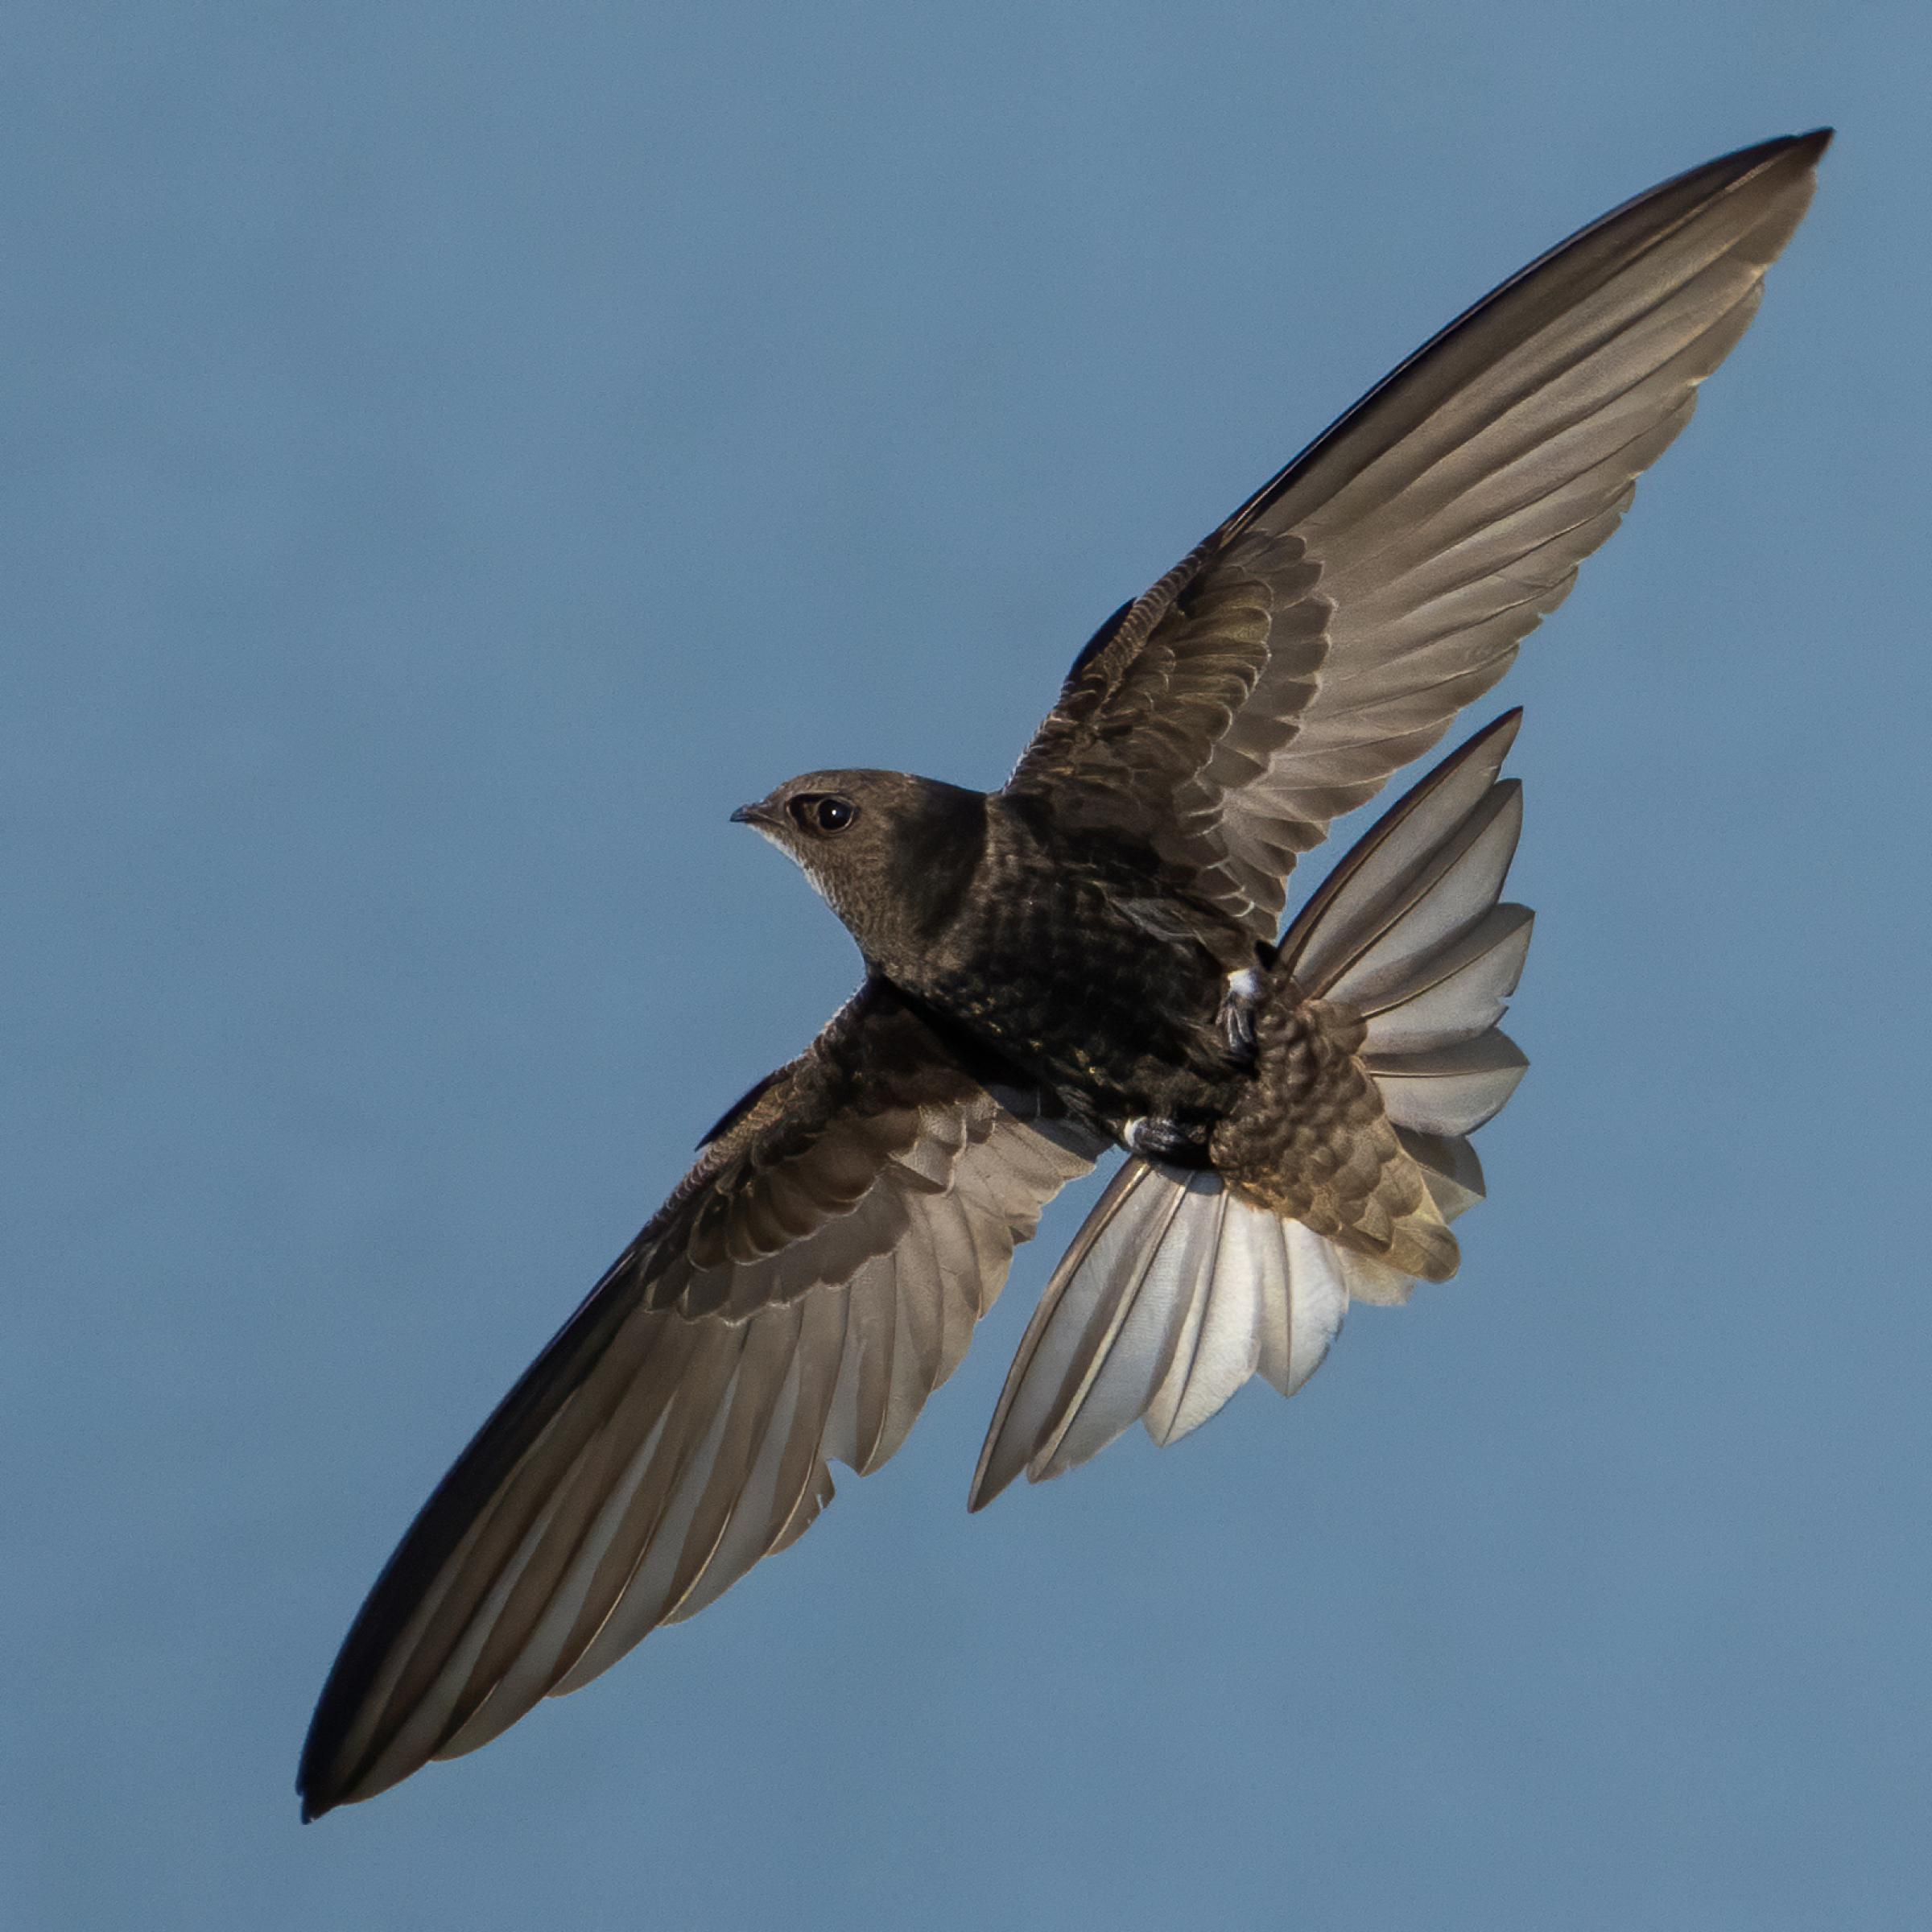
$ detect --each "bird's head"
[731,769,987,969]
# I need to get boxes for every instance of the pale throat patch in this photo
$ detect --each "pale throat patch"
[756,824,841,917]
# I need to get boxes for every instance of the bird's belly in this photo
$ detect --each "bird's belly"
[911,891,1239,1130]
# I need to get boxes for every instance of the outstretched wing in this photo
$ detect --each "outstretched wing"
[1006,130,1827,937]
[298,982,1098,1817]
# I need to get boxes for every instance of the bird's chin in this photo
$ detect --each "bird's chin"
[730,804,791,855]
[738,818,832,904]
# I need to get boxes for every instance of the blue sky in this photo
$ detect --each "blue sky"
[6,4,1926,1926]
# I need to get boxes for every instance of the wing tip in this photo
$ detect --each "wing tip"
[297,1712,392,1820]
[1680,126,1833,199]
[295,1690,361,1822]
[1728,126,1833,166]
[295,1763,340,1824]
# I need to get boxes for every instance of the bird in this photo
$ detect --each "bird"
[298,128,1829,1818]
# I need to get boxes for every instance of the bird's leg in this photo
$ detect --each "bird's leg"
[1220,964,1264,1067]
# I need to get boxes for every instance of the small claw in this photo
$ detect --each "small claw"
[1124,1115,1212,1165]
[1220,966,1263,1066]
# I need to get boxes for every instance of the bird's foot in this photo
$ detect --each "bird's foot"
[1220,965,1264,1067]
[1123,1114,1214,1166]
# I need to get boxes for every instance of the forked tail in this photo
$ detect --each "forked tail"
[971,712,1533,1509]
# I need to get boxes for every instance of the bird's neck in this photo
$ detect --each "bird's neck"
[836,780,992,981]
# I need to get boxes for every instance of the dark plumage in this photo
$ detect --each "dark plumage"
[299,130,1828,1817]
[736,769,1249,1133]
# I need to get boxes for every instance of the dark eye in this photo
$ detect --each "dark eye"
[787,794,857,836]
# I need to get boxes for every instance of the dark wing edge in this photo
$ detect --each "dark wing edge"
[1007,129,1830,935]
[296,981,1098,1818]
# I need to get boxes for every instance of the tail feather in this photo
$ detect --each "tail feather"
[1279,709,1521,995]
[1286,708,1532,1170]
[1154,1198,1263,1440]
[973,713,1534,1504]
[1397,1127,1487,1222]
[1315,782,1523,1010]
[1369,1033,1530,1136]
[970,1168,1344,1509]
[968,1162,1169,1508]
[1355,902,1533,1054]
[1044,1173,1214,1476]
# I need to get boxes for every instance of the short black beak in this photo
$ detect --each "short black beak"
[729,802,767,827]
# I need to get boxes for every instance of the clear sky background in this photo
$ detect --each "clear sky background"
[6,4,1926,1927]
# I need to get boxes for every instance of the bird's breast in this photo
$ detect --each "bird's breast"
[896,817,1246,1130]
